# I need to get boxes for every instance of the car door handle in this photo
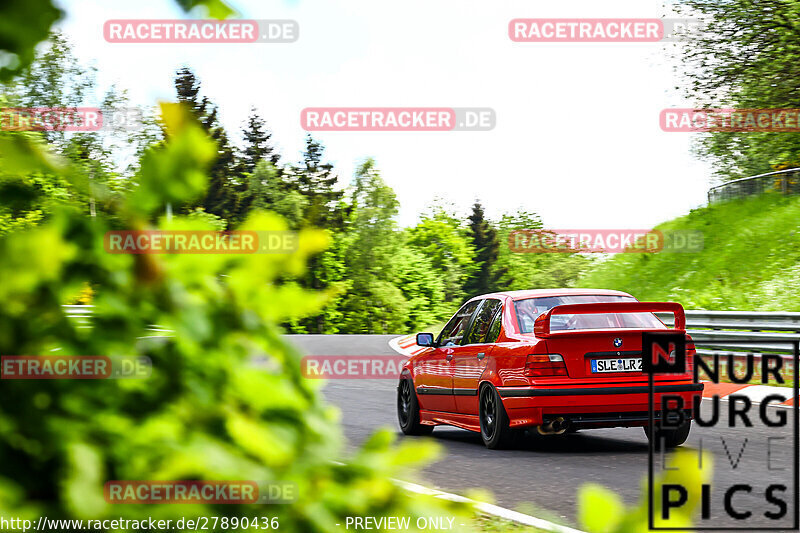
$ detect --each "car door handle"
[446,354,454,361]
[477,352,485,360]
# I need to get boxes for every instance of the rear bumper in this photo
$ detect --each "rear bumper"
[497,383,703,397]
[498,382,703,428]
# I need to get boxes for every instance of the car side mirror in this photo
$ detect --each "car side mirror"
[416,332,435,347]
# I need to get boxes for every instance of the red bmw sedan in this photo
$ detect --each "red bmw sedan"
[397,289,703,449]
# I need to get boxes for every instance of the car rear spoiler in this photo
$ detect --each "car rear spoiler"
[533,302,685,337]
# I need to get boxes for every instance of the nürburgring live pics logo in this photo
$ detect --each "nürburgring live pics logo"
[644,332,799,530]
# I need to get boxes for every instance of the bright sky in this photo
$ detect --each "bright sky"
[56,0,711,229]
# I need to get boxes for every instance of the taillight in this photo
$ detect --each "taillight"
[686,341,696,376]
[524,354,567,377]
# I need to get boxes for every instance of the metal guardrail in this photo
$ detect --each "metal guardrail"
[63,305,173,337]
[65,306,800,354]
[708,167,800,203]
[63,305,800,380]
[655,310,800,357]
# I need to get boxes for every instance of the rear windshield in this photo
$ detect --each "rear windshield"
[514,295,666,334]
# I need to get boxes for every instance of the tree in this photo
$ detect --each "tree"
[405,202,475,306]
[174,66,242,223]
[337,159,409,333]
[464,201,506,295]
[241,160,307,228]
[6,32,94,147]
[676,0,800,179]
[493,210,588,290]
[294,134,344,230]
[241,107,279,174]
[392,245,447,329]
[285,136,349,332]
[0,32,160,227]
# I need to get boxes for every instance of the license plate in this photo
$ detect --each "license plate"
[591,358,642,373]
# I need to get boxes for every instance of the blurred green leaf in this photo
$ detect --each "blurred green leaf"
[127,103,216,214]
[578,448,712,533]
[173,0,236,19]
[0,135,71,176]
[0,0,62,81]
[578,484,624,533]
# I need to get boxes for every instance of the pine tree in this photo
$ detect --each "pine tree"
[295,134,344,230]
[464,201,506,295]
[241,107,279,175]
[290,136,347,333]
[174,66,242,224]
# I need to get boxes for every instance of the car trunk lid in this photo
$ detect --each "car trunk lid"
[533,302,686,379]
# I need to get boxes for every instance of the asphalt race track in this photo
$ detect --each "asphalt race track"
[289,335,798,530]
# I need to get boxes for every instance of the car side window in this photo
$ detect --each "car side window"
[438,300,482,346]
[464,299,502,345]
[484,306,503,343]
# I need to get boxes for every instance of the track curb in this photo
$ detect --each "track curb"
[395,479,587,533]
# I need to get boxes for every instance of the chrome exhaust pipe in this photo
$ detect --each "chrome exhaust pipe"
[536,416,568,436]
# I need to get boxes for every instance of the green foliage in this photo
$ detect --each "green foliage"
[3,32,161,171]
[393,246,448,329]
[578,449,712,532]
[337,159,409,333]
[241,107,280,174]
[0,103,473,530]
[464,202,505,295]
[186,207,227,231]
[0,33,163,231]
[128,103,216,216]
[174,66,242,224]
[577,193,800,310]
[5,32,94,112]
[0,0,62,82]
[0,156,71,236]
[240,162,308,230]
[294,134,345,230]
[174,0,236,19]
[677,0,800,179]
[405,203,475,305]
[494,210,588,291]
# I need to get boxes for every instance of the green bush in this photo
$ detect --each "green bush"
[0,104,472,531]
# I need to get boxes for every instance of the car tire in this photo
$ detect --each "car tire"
[479,385,514,449]
[644,420,691,448]
[397,378,434,436]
